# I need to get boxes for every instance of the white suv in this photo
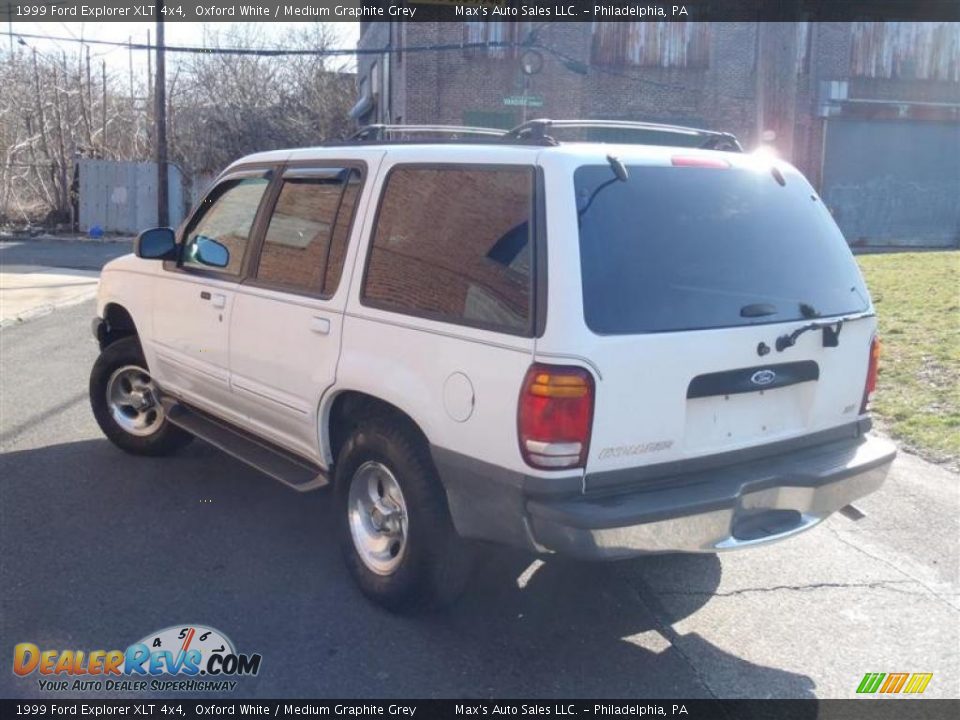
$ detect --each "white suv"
[89,120,896,610]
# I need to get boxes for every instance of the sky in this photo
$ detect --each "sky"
[6,21,360,74]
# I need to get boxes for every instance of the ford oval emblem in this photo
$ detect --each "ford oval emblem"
[751,369,777,386]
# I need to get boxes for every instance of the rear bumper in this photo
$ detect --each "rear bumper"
[433,430,896,560]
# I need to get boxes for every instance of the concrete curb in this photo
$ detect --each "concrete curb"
[0,291,98,329]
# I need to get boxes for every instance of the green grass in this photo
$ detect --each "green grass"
[857,251,959,469]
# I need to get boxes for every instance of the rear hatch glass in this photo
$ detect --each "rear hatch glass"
[575,163,869,335]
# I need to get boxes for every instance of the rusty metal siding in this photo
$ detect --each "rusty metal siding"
[851,22,960,82]
[591,22,709,68]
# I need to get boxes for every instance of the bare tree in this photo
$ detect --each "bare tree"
[0,44,149,224]
[0,23,355,227]
[169,24,354,184]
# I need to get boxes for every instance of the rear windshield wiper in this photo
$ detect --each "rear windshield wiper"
[775,302,847,351]
[776,319,844,351]
[577,155,629,221]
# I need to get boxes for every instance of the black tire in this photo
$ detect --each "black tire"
[89,335,193,456]
[334,415,474,612]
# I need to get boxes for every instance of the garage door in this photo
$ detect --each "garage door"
[820,119,960,247]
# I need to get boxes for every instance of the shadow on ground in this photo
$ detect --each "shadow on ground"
[0,438,816,704]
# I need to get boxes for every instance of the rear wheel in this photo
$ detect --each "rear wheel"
[334,416,473,611]
[347,460,410,576]
[89,336,192,456]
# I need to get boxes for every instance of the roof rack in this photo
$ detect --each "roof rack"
[330,120,743,151]
[503,119,743,151]
[347,124,508,142]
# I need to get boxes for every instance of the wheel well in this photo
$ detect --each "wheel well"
[100,304,138,349]
[327,392,428,466]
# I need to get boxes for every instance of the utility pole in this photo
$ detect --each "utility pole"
[101,60,107,151]
[146,28,152,141]
[128,37,134,100]
[86,45,92,118]
[155,3,169,226]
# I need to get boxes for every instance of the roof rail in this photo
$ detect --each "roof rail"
[347,124,507,142]
[327,120,743,151]
[503,119,743,151]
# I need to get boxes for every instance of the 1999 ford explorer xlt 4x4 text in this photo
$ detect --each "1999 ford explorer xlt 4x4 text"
[89,120,897,610]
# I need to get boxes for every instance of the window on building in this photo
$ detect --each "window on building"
[182,176,269,275]
[463,21,533,58]
[369,61,380,122]
[256,169,362,296]
[362,166,535,333]
[591,22,709,68]
[370,61,380,100]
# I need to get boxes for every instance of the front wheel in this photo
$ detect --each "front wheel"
[89,335,192,456]
[334,416,474,612]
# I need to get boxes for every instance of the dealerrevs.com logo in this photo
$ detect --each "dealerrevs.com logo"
[13,625,261,693]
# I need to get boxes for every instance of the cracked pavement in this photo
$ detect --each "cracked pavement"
[1,242,957,700]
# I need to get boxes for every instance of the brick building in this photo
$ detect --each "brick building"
[353,20,960,247]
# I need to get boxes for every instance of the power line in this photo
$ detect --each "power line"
[1,30,487,56]
[2,29,682,88]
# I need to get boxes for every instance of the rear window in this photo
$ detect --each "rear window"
[575,164,869,335]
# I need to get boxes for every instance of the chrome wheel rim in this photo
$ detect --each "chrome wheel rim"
[347,461,409,576]
[106,365,164,437]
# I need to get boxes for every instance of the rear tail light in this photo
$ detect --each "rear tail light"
[518,364,595,470]
[860,336,881,414]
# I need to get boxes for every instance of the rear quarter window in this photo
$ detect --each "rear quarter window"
[575,163,870,335]
[361,165,535,334]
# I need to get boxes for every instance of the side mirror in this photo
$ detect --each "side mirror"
[135,227,177,260]
[192,236,230,269]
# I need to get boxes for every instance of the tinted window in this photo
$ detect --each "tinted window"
[575,164,870,335]
[182,177,269,275]
[257,169,360,294]
[325,170,362,296]
[363,166,534,332]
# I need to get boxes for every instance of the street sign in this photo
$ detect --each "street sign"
[503,96,544,108]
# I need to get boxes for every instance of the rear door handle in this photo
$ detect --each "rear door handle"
[310,316,331,335]
[211,293,226,309]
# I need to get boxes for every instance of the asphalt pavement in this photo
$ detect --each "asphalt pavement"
[0,239,131,326]
[0,241,957,701]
